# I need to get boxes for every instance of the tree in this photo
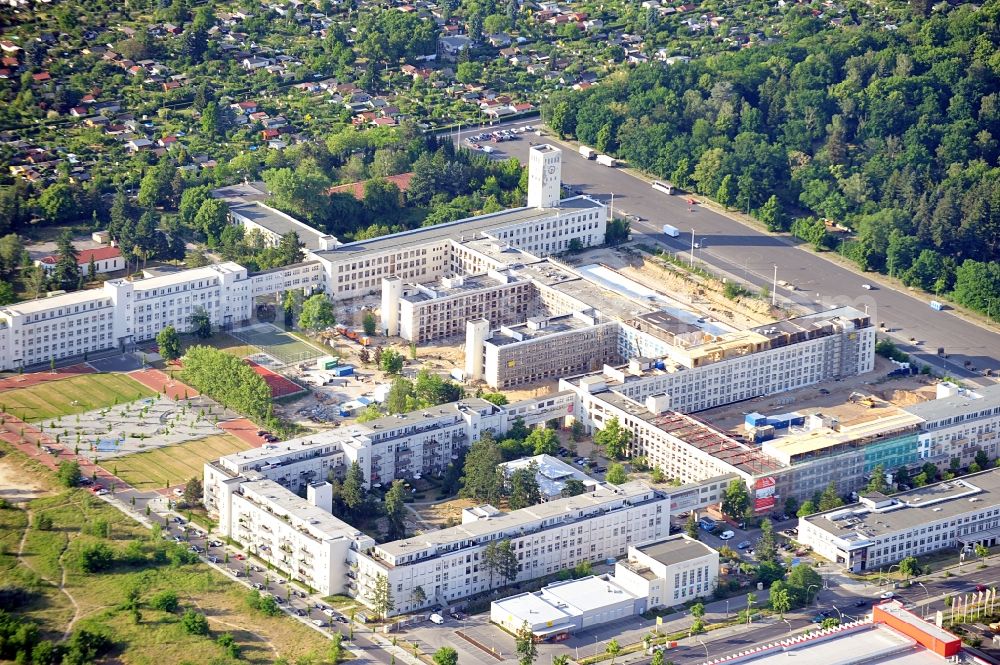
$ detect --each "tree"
[52,231,80,291]
[379,349,405,374]
[769,580,791,619]
[369,573,395,620]
[685,513,699,540]
[975,449,991,471]
[866,464,888,494]
[515,621,537,665]
[362,311,378,336]
[182,477,203,506]
[157,325,181,362]
[797,500,817,517]
[480,391,508,406]
[975,543,989,564]
[384,479,407,540]
[329,633,345,664]
[298,294,336,332]
[87,255,97,283]
[525,427,557,456]
[342,460,365,514]
[899,555,921,579]
[594,417,630,459]
[784,496,799,517]
[276,231,304,266]
[561,479,587,497]
[606,639,621,665]
[818,482,844,512]
[38,183,76,223]
[57,460,82,488]
[508,464,542,509]
[757,518,777,564]
[606,463,628,485]
[180,346,272,423]
[190,307,212,338]
[461,434,502,503]
[150,590,179,613]
[894,466,911,488]
[786,564,822,605]
[494,539,518,584]
[722,479,751,521]
[194,198,229,245]
[433,647,458,665]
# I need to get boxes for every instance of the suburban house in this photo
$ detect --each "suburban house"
[36,246,124,276]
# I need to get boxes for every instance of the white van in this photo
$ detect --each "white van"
[429,613,444,624]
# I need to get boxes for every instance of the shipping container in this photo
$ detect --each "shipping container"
[331,364,355,377]
[579,146,597,159]
[596,154,617,167]
[662,224,680,237]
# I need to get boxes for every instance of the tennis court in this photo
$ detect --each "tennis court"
[228,323,324,366]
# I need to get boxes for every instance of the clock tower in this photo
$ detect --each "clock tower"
[527,144,562,209]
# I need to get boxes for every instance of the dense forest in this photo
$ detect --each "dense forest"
[544,2,1000,319]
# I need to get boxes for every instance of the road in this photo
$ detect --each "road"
[452,120,1000,385]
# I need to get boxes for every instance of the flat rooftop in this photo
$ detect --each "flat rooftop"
[761,411,923,465]
[227,201,331,249]
[635,535,717,567]
[486,312,608,346]
[314,196,603,260]
[374,481,660,560]
[540,575,636,614]
[597,391,785,475]
[239,479,363,541]
[904,383,1000,425]
[498,454,597,497]
[0,287,108,316]
[704,622,946,665]
[346,398,497,438]
[400,272,526,303]
[493,590,574,626]
[803,467,1000,545]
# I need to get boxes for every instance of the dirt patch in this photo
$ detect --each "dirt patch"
[412,497,478,530]
[620,257,774,329]
[0,456,52,503]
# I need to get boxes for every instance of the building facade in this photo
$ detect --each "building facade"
[798,468,1000,572]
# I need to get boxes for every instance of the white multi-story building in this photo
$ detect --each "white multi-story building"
[905,383,1000,469]
[0,259,328,371]
[354,481,671,614]
[614,535,720,607]
[223,478,374,594]
[798,468,1000,572]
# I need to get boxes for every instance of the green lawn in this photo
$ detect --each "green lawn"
[113,434,252,491]
[0,442,331,664]
[0,373,157,422]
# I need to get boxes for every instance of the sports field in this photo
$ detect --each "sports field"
[113,434,251,491]
[0,373,157,422]
[229,323,324,365]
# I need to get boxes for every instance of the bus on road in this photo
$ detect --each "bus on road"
[652,180,675,195]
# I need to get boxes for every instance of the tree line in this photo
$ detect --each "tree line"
[179,345,275,428]
[543,3,1000,320]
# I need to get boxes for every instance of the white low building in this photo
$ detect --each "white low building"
[497,454,599,501]
[492,534,719,639]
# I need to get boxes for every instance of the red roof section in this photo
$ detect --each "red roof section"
[40,246,122,266]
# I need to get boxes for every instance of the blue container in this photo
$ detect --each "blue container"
[332,364,355,377]
[745,412,767,428]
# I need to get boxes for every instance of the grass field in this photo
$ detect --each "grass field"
[113,434,252,490]
[0,441,330,664]
[0,373,157,422]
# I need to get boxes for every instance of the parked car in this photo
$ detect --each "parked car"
[737,540,751,550]
[719,530,735,540]
[312,619,325,627]
[429,613,444,624]
[879,591,895,600]
[322,608,335,617]
[854,600,868,607]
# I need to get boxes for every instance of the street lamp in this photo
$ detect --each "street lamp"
[690,228,696,267]
[771,265,778,306]
[697,637,708,659]
[782,618,792,633]
[918,582,930,618]
[807,584,820,607]
[832,605,843,621]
